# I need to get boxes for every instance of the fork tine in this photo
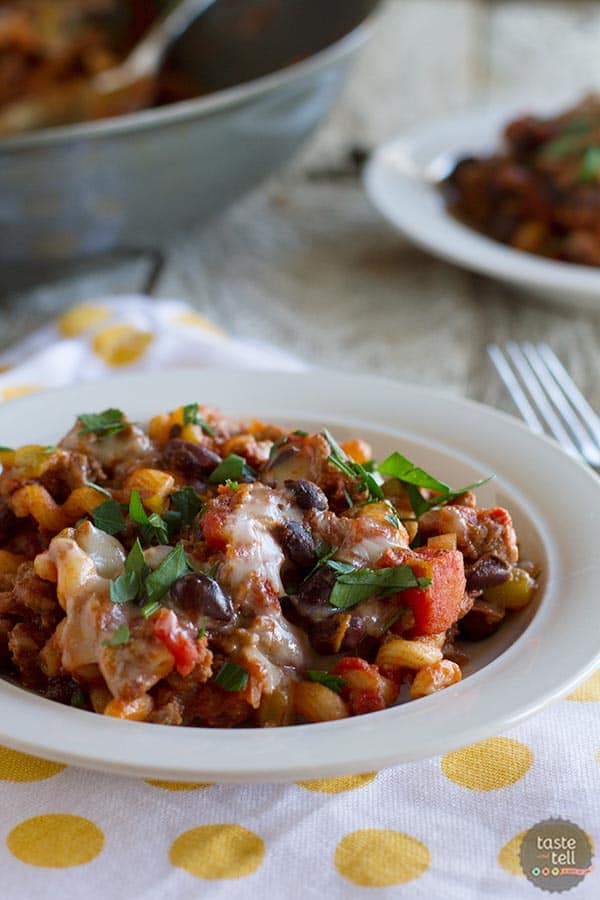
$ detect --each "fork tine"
[487,344,545,434]
[521,343,600,467]
[503,342,582,457]
[536,343,600,447]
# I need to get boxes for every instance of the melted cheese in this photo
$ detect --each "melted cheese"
[218,484,302,610]
[35,536,123,670]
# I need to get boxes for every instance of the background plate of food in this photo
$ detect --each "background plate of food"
[365,90,600,311]
[0,369,598,782]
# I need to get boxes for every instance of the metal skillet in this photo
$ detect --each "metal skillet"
[0,0,379,270]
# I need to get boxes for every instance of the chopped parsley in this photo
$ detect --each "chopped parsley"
[129,489,169,546]
[214,661,248,692]
[85,481,112,498]
[102,623,130,647]
[0,446,13,453]
[378,451,492,518]
[169,487,204,526]
[70,687,86,709]
[78,408,126,439]
[322,428,383,502]
[208,454,256,484]
[579,146,600,182]
[92,499,126,536]
[268,435,289,459]
[182,403,216,437]
[328,565,431,610]
[307,670,346,694]
[144,542,189,606]
[109,539,149,604]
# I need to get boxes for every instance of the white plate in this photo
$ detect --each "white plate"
[364,96,600,311]
[1,369,599,782]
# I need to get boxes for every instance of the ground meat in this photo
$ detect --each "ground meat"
[419,505,518,564]
[8,562,62,630]
[8,621,47,687]
[148,688,184,726]
[458,600,506,640]
[185,683,252,727]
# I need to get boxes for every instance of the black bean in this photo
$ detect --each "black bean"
[45,677,83,706]
[170,573,233,621]
[308,615,350,654]
[0,501,17,543]
[162,439,222,479]
[465,555,511,593]
[284,479,328,511]
[458,600,505,641]
[275,521,316,571]
[289,567,338,619]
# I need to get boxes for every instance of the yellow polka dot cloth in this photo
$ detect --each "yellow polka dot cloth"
[0,298,599,897]
[0,297,304,401]
[0,682,599,897]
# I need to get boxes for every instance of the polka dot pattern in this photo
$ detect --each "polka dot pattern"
[57,304,110,337]
[169,825,264,880]
[92,325,153,367]
[0,747,65,782]
[297,772,377,793]
[497,830,528,876]
[335,829,430,887]
[566,668,600,701]
[7,815,104,868]
[441,738,533,790]
[146,780,211,791]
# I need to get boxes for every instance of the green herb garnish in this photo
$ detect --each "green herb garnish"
[208,454,255,484]
[70,687,86,708]
[579,146,600,182]
[182,403,216,437]
[0,446,13,452]
[169,487,204,527]
[144,542,189,606]
[129,489,169,546]
[322,429,383,502]
[378,451,492,517]
[102,623,130,647]
[92,499,126,536]
[214,661,248,692]
[85,481,112,498]
[78,408,126,439]
[109,539,149,605]
[141,601,161,619]
[328,565,431,610]
[307,670,346,694]
[268,435,289,459]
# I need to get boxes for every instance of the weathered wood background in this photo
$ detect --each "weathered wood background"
[3,0,600,418]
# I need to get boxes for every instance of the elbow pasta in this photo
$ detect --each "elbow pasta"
[0,403,536,727]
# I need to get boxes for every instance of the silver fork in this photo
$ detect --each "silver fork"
[487,342,600,470]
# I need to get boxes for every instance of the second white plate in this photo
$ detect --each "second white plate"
[364,95,600,311]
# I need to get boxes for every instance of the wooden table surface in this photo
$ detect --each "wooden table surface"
[3,0,600,420]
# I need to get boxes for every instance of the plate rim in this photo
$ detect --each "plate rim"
[0,367,599,782]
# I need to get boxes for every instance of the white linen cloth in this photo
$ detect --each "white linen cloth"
[0,297,597,899]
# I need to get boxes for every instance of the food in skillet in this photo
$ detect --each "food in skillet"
[0,0,193,130]
[442,94,600,266]
[0,405,537,726]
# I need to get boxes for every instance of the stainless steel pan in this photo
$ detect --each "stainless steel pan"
[0,0,379,266]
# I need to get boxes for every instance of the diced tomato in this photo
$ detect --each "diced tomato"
[332,657,398,715]
[200,495,232,550]
[152,608,198,677]
[402,548,466,637]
